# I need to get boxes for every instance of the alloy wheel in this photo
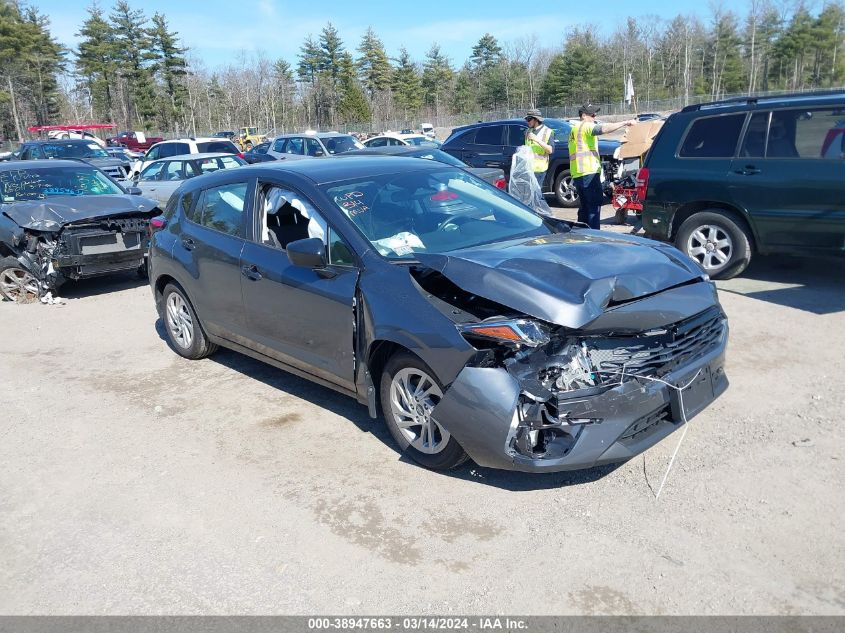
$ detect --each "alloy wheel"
[686,224,733,271]
[165,292,194,349]
[389,367,449,454]
[0,267,39,303]
[558,175,578,203]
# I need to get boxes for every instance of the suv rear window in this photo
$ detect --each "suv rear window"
[679,114,745,158]
[197,141,238,154]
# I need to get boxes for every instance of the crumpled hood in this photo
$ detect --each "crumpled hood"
[2,195,159,231]
[415,231,703,329]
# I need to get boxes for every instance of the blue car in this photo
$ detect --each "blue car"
[441,118,621,208]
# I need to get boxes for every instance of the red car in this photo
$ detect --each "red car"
[107,131,164,152]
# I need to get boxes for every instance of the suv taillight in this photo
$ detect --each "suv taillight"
[635,167,649,201]
[494,177,507,189]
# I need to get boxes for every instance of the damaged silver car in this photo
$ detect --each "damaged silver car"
[149,157,728,473]
[0,160,160,302]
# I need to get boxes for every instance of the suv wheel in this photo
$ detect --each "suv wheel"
[380,352,468,471]
[161,283,217,359]
[554,170,579,208]
[675,210,752,280]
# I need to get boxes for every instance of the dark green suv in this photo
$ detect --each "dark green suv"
[640,91,845,279]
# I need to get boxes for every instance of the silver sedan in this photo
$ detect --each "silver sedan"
[134,153,247,205]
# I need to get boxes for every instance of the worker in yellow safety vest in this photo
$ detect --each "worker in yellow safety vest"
[523,109,554,188]
[569,104,636,229]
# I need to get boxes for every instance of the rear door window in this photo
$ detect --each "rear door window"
[193,182,247,237]
[740,112,770,158]
[475,125,504,146]
[679,114,746,158]
[163,161,185,181]
[197,141,238,154]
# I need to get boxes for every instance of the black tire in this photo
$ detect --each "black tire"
[675,210,752,280]
[137,260,149,279]
[161,283,217,359]
[554,169,579,208]
[379,351,468,471]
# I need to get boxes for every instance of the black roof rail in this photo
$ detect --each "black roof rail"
[682,89,845,112]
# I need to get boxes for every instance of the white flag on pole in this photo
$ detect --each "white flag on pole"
[625,73,635,105]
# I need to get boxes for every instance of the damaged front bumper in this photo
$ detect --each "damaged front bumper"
[431,326,728,473]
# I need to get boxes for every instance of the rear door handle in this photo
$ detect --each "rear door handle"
[734,165,761,175]
[241,265,262,281]
[484,161,504,167]
[181,237,195,250]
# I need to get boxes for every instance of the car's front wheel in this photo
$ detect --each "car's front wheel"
[0,257,40,303]
[380,352,468,470]
[675,210,752,280]
[554,169,579,207]
[161,283,217,359]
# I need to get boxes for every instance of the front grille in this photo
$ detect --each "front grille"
[587,306,725,381]
[619,405,673,444]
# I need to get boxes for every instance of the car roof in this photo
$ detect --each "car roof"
[449,117,569,134]
[154,137,228,144]
[184,155,447,187]
[681,90,845,114]
[152,152,239,161]
[0,159,95,171]
[347,146,437,157]
[24,139,98,145]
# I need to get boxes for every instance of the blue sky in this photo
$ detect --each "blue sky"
[37,0,734,68]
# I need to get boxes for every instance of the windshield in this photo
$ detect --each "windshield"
[403,136,440,147]
[323,168,547,260]
[321,135,365,154]
[0,166,124,202]
[406,149,466,167]
[42,142,109,159]
[544,119,573,136]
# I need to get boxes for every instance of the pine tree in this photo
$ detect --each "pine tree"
[76,4,118,122]
[109,1,157,127]
[317,22,344,84]
[338,52,371,123]
[391,47,422,116]
[297,35,321,84]
[149,12,187,130]
[421,44,453,114]
[452,64,476,113]
[356,27,392,97]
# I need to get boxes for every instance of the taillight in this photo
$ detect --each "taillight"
[494,177,507,189]
[237,152,245,159]
[635,167,649,201]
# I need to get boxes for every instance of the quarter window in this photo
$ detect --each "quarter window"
[328,227,355,266]
[679,114,745,158]
[193,182,247,237]
[305,138,323,156]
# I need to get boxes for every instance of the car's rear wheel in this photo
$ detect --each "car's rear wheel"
[162,283,217,359]
[554,169,579,207]
[0,258,40,303]
[380,352,468,470]
[675,210,752,280]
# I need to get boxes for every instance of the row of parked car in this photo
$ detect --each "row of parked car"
[2,90,842,475]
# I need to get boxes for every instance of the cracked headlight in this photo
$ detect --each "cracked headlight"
[459,319,550,348]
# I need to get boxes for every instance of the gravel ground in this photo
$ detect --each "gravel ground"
[1,207,843,615]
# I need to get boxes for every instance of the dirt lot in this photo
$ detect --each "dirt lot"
[1,208,843,615]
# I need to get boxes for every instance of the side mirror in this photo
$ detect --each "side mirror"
[286,237,326,269]
[126,186,143,196]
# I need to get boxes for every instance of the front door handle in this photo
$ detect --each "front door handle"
[734,165,761,175]
[241,264,262,281]
[484,161,504,167]
[181,237,195,250]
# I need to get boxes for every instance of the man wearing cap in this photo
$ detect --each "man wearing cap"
[569,104,636,229]
[524,109,554,187]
